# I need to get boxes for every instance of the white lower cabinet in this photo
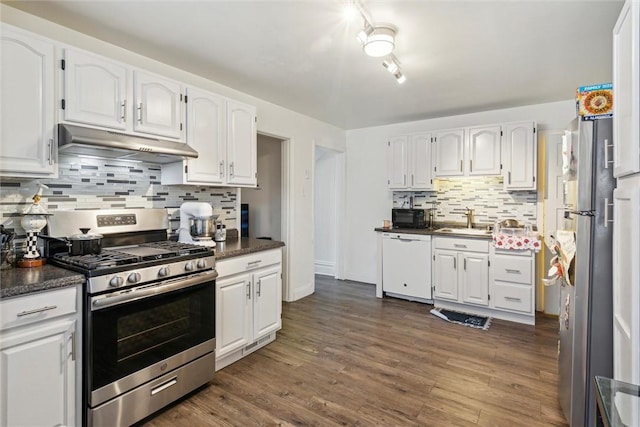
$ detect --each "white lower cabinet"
[489,247,535,325]
[381,233,432,301]
[215,249,282,370]
[0,286,80,427]
[432,237,489,306]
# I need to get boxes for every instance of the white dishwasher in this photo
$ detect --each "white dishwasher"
[381,232,432,302]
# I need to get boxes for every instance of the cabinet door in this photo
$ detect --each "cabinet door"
[216,274,252,358]
[410,133,433,190]
[434,129,464,177]
[433,249,458,300]
[253,265,282,338]
[613,0,640,178]
[468,125,501,176]
[387,136,408,189]
[226,100,257,186]
[613,185,640,384]
[134,70,184,139]
[63,49,127,130]
[460,253,489,306]
[185,87,226,184]
[382,237,431,299]
[0,26,56,177]
[503,121,537,190]
[0,319,76,427]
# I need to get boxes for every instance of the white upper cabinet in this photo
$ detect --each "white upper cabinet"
[387,136,408,189]
[613,0,640,178]
[133,70,184,139]
[62,48,185,140]
[410,133,434,189]
[226,100,257,186]
[63,49,127,130]
[0,25,57,178]
[468,125,502,176]
[387,133,433,190]
[185,87,226,184]
[502,121,537,190]
[434,128,465,177]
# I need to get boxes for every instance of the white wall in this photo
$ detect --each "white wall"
[242,135,282,240]
[314,147,337,276]
[0,4,347,302]
[344,100,577,285]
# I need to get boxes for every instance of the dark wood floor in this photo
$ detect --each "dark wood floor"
[141,276,568,426]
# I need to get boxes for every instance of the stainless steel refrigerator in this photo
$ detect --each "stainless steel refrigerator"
[558,117,614,426]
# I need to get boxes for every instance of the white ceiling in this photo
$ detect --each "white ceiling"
[5,0,624,130]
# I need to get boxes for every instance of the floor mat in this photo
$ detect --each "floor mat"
[430,308,492,330]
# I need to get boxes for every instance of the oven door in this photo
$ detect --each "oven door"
[87,269,216,407]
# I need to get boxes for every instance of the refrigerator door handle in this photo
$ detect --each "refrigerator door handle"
[604,138,614,169]
[604,198,614,227]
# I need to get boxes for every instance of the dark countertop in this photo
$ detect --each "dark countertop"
[0,264,85,300]
[1,238,284,299]
[375,223,494,240]
[215,237,285,260]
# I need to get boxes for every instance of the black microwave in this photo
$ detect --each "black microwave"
[392,208,428,229]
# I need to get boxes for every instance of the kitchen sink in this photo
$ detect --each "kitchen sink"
[434,227,492,236]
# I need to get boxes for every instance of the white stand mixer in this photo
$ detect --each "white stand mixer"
[178,202,217,247]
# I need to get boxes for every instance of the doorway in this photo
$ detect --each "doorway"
[241,133,291,300]
[314,145,345,279]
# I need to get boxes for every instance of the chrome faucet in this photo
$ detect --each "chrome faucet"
[464,207,475,228]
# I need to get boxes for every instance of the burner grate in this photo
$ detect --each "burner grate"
[140,241,213,256]
[53,250,140,270]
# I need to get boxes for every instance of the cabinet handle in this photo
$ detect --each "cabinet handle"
[256,279,261,297]
[470,160,473,173]
[246,260,262,270]
[403,174,406,186]
[137,103,143,123]
[460,160,463,172]
[453,244,467,249]
[411,174,414,186]
[464,258,466,270]
[121,100,127,122]
[229,162,234,178]
[604,198,614,228]
[398,238,415,242]
[48,139,54,165]
[453,258,456,269]
[246,282,251,300]
[505,269,521,274]
[219,161,224,178]
[69,331,76,361]
[508,171,512,185]
[504,296,522,302]
[16,305,57,317]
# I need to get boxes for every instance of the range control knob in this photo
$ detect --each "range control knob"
[185,261,195,272]
[196,259,207,269]
[158,266,170,277]
[109,276,124,288]
[127,272,141,284]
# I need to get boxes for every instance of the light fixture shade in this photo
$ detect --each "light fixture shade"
[363,26,395,57]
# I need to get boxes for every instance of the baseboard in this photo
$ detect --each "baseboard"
[291,281,314,301]
[343,270,376,285]
[215,332,276,371]
[314,260,336,276]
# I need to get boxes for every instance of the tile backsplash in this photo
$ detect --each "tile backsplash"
[0,155,237,237]
[393,176,537,225]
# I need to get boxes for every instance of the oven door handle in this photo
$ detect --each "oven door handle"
[91,269,218,311]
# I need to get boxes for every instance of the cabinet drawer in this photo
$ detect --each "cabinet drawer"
[493,254,532,284]
[217,249,282,278]
[1,286,77,331]
[434,237,489,253]
[492,282,532,314]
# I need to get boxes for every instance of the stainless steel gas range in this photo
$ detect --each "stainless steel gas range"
[45,208,216,427]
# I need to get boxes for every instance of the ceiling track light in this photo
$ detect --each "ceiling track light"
[347,1,406,84]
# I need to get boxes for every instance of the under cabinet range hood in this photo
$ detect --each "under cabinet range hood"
[57,124,198,164]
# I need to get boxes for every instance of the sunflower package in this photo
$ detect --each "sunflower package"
[576,83,613,120]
